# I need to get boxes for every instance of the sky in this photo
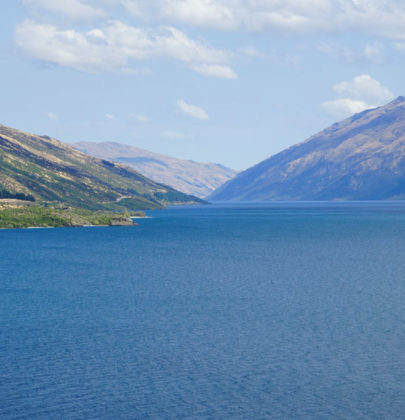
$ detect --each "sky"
[1,1,405,170]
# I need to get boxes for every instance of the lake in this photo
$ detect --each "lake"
[1,202,405,419]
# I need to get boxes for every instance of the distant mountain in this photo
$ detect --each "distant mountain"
[0,124,203,210]
[210,96,405,201]
[73,141,238,198]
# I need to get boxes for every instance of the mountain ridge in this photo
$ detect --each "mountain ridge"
[0,124,203,210]
[210,97,405,201]
[73,141,238,198]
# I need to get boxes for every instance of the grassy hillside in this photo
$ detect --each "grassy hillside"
[0,124,203,210]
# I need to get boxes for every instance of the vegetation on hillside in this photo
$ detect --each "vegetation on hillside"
[0,189,35,201]
[0,124,204,210]
[0,204,145,229]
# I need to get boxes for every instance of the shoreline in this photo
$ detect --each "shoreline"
[0,205,149,230]
[0,223,142,231]
[0,218,149,230]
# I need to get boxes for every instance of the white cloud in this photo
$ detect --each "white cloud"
[322,74,395,118]
[363,42,383,63]
[163,130,192,139]
[129,113,148,122]
[14,20,236,79]
[19,0,405,40]
[332,75,394,104]
[22,0,105,21]
[118,0,405,39]
[104,113,115,120]
[177,99,209,120]
[45,111,57,120]
[394,41,405,50]
[239,47,264,58]
[149,0,237,30]
[190,64,236,79]
[322,99,372,118]
[120,0,331,32]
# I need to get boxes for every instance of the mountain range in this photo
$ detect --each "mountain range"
[210,96,405,201]
[73,141,238,198]
[3,96,405,209]
[0,124,202,210]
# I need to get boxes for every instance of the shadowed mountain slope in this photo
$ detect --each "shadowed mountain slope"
[0,124,203,210]
[210,97,405,201]
[73,141,238,198]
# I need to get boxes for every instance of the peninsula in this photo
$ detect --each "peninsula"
[0,200,145,229]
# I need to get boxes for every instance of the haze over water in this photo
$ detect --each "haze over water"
[1,203,405,419]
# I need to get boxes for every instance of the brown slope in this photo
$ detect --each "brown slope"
[210,96,405,201]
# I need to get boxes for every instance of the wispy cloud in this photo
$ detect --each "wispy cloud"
[394,41,405,50]
[190,64,236,80]
[322,74,394,118]
[163,130,192,139]
[239,47,265,58]
[122,0,237,30]
[317,42,355,62]
[177,99,209,120]
[104,113,115,121]
[119,0,405,40]
[129,113,148,122]
[45,111,57,120]
[317,41,385,63]
[24,0,405,40]
[363,42,383,63]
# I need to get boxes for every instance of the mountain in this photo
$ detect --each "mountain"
[73,141,238,198]
[0,124,203,210]
[210,97,405,201]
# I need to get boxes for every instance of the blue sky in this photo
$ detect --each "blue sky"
[1,0,405,169]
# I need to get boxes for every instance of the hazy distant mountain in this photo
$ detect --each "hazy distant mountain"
[73,141,238,198]
[0,124,203,210]
[210,97,405,201]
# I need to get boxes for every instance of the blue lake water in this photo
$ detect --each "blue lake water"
[1,202,405,419]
